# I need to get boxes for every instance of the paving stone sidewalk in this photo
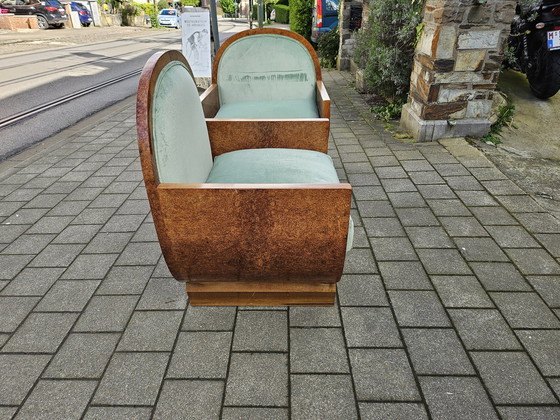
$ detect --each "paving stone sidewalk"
[1,70,559,419]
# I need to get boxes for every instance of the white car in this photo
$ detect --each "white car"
[157,9,180,28]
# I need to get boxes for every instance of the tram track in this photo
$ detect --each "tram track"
[0,68,141,130]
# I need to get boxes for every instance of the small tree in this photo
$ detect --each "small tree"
[220,0,237,15]
[289,0,312,41]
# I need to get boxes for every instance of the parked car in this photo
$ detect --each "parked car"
[310,0,339,44]
[0,0,68,29]
[70,1,92,26]
[157,8,180,28]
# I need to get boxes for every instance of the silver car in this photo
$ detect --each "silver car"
[157,9,180,28]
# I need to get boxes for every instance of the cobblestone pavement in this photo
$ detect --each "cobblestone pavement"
[1,69,560,419]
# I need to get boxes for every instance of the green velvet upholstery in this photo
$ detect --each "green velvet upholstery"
[214,99,319,119]
[206,148,354,251]
[152,61,213,183]
[217,33,317,107]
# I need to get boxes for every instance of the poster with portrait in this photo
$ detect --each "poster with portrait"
[181,10,211,78]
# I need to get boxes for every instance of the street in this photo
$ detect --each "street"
[0,18,249,161]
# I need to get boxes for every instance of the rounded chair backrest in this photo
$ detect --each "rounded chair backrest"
[150,53,213,184]
[216,30,318,106]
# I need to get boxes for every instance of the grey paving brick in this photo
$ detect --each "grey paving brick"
[167,331,231,379]
[221,407,288,420]
[535,233,560,257]
[15,379,96,420]
[432,163,468,176]
[417,184,456,200]
[516,330,560,376]
[52,224,101,244]
[95,265,152,295]
[233,311,287,352]
[2,234,54,255]
[378,261,432,290]
[417,249,471,275]
[341,307,401,347]
[71,208,115,225]
[396,207,439,227]
[0,200,24,217]
[445,175,483,191]
[375,166,408,179]
[403,328,474,375]
[497,407,560,420]
[406,226,455,248]
[515,212,560,234]
[388,192,427,208]
[380,178,417,193]
[0,354,51,404]
[0,296,40,332]
[116,199,151,216]
[471,351,557,404]
[496,195,544,213]
[28,244,85,268]
[352,186,387,200]
[469,166,508,181]
[83,407,152,420]
[470,206,518,226]
[225,353,288,406]
[449,308,521,350]
[93,352,169,405]
[486,225,540,248]
[0,407,17,420]
[491,292,560,328]
[182,305,236,331]
[289,306,341,327]
[356,200,395,218]
[117,310,183,351]
[408,171,445,185]
[527,276,560,307]
[152,256,173,277]
[2,312,77,353]
[291,375,357,420]
[350,348,420,401]
[337,274,388,306]
[83,232,133,254]
[432,276,493,308]
[440,216,488,237]
[420,376,498,420]
[363,217,406,237]
[359,403,428,420]
[4,188,42,202]
[47,200,89,217]
[370,237,417,261]
[505,248,560,275]
[101,214,146,233]
[137,277,187,310]
[389,290,451,327]
[74,295,138,332]
[65,187,104,201]
[454,237,509,262]
[26,216,73,234]
[427,199,471,216]
[0,224,28,244]
[44,333,119,379]
[551,378,560,400]
[131,223,158,242]
[23,193,66,210]
[35,280,99,312]
[0,255,34,280]
[0,267,64,296]
[44,181,80,195]
[290,328,348,373]
[343,248,377,273]
[347,173,380,186]
[482,179,526,195]
[88,193,128,209]
[471,262,531,291]
[61,254,118,280]
[153,380,223,420]
[115,242,162,266]
[369,156,399,167]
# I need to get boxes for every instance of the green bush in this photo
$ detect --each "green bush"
[274,4,289,23]
[317,27,339,68]
[221,0,237,15]
[121,2,140,25]
[354,0,423,100]
[289,0,312,41]
[181,0,199,5]
[157,0,168,10]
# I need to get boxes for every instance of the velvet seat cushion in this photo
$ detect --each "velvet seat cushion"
[206,148,353,250]
[214,99,319,119]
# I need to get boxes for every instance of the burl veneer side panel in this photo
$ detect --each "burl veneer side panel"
[155,184,352,283]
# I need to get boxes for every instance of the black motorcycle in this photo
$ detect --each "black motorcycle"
[508,0,560,99]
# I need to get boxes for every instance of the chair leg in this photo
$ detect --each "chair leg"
[186,281,336,306]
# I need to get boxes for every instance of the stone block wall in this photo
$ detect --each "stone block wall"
[0,14,39,30]
[337,0,363,70]
[401,0,517,141]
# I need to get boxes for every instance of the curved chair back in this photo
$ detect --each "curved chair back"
[213,29,321,106]
[137,50,213,185]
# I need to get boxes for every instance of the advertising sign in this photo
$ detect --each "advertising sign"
[182,9,212,78]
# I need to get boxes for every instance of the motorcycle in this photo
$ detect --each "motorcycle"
[508,0,560,99]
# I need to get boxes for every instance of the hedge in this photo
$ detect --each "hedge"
[274,4,289,23]
[289,0,312,41]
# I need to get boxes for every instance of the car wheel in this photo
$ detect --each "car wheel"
[36,15,49,29]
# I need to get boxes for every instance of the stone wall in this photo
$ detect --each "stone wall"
[400,0,517,141]
[0,14,39,30]
[337,0,363,70]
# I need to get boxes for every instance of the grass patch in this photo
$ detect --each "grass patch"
[481,103,515,145]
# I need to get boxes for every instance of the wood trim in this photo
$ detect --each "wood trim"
[200,84,220,118]
[206,119,330,156]
[316,81,331,120]
[187,281,336,306]
[211,28,322,84]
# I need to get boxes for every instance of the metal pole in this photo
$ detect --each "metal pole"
[257,0,263,28]
[209,0,220,53]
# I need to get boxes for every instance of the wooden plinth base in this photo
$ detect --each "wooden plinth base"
[186,281,336,306]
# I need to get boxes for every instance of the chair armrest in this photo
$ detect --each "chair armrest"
[316,81,330,119]
[200,84,220,118]
[206,119,330,156]
[156,183,352,283]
